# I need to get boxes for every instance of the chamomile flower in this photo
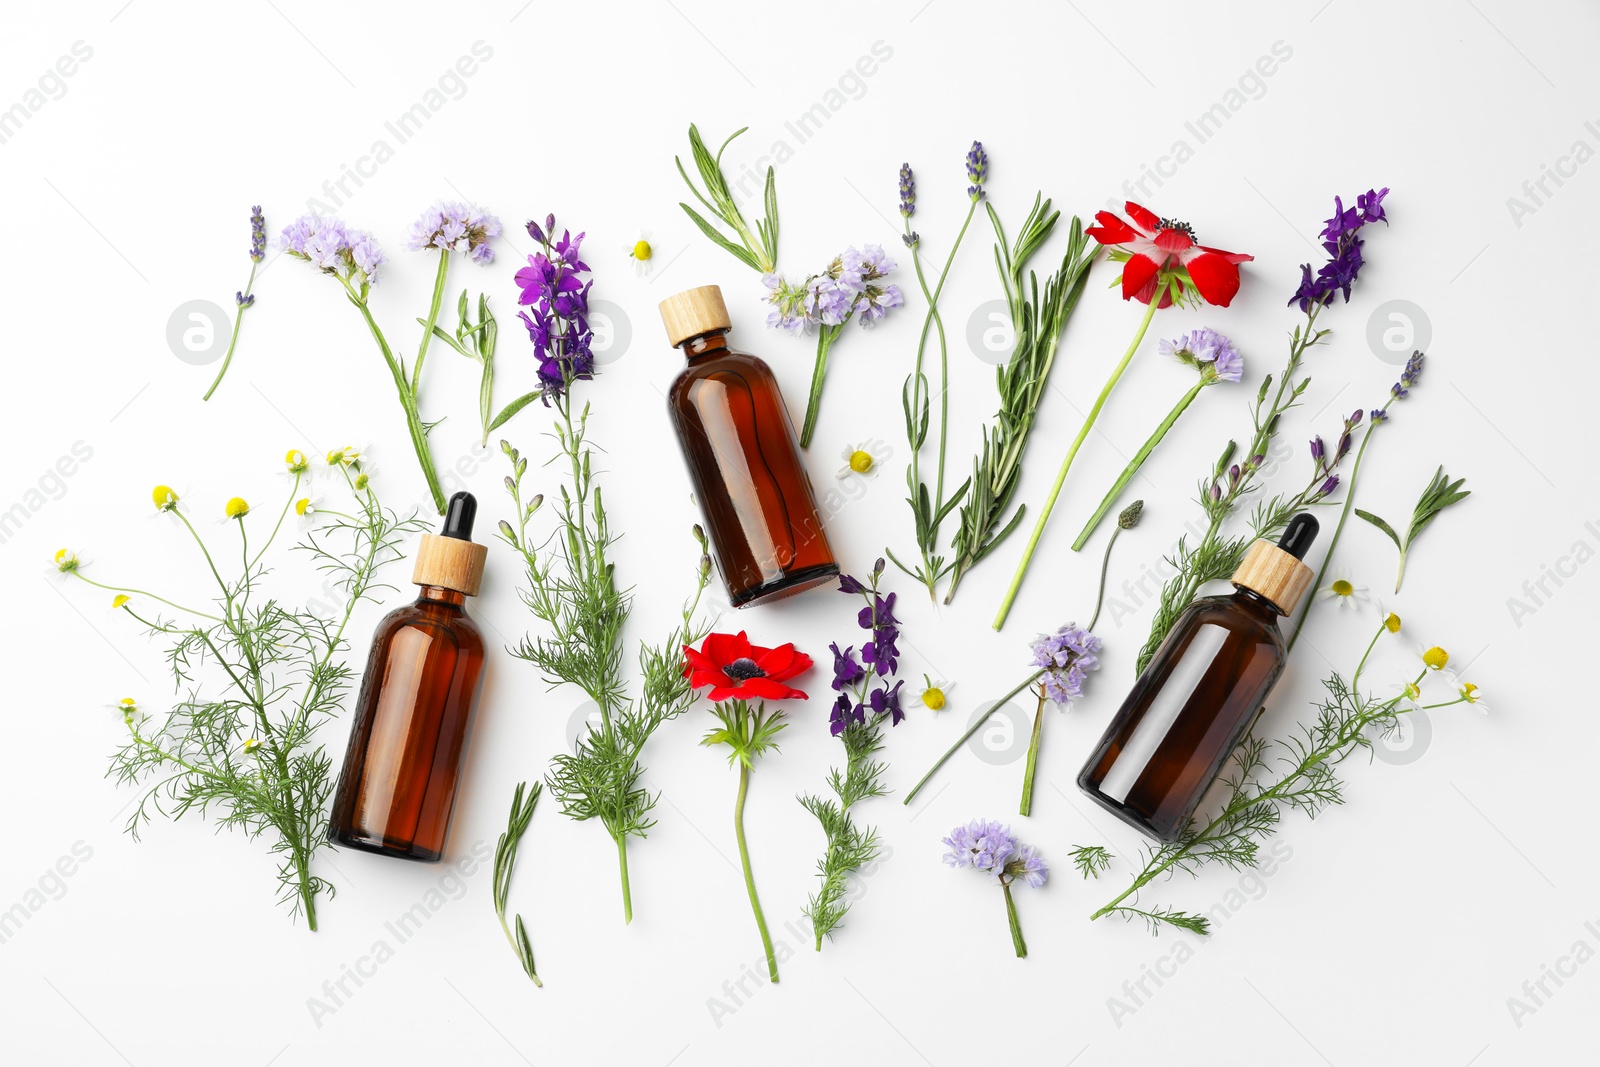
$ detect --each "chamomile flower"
[54,548,80,573]
[284,449,310,475]
[837,442,881,480]
[112,594,130,609]
[1317,569,1368,610]
[224,497,250,520]
[916,676,953,712]
[152,485,181,512]
[1458,682,1488,713]
[1390,679,1423,707]
[626,230,653,276]
[1381,609,1402,633]
[326,446,362,469]
[293,496,322,528]
[116,697,138,724]
[243,737,262,755]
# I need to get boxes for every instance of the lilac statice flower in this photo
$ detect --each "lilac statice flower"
[1289,187,1389,312]
[762,245,904,334]
[762,273,811,333]
[942,819,1017,875]
[406,200,502,263]
[1009,844,1049,889]
[1029,623,1102,706]
[278,214,386,287]
[1161,327,1243,384]
[514,215,593,404]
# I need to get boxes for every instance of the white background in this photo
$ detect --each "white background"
[2,2,1594,1064]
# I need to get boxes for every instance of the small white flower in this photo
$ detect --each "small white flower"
[915,676,954,712]
[1458,682,1488,714]
[837,442,881,480]
[626,231,653,276]
[1317,569,1368,610]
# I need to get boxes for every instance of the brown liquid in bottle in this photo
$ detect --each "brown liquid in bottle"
[661,286,839,607]
[1078,514,1318,842]
[329,494,488,862]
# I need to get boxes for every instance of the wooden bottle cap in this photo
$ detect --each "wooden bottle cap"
[413,533,488,596]
[659,285,731,347]
[1231,539,1313,615]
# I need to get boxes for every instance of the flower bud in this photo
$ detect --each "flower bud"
[1117,500,1144,529]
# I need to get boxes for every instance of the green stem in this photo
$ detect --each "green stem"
[1290,419,1382,651]
[929,205,976,513]
[1087,526,1121,631]
[411,249,452,395]
[201,260,258,401]
[69,573,221,622]
[903,669,1044,804]
[1003,882,1026,957]
[346,290,447,514]
[1072,380,1205,552]
[617,835,633,925]
[1018,687,1047,817]
[734,760,778,983]
[994,289,1164,630]
[799,324,842,450]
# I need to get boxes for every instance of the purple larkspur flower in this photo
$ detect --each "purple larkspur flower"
[1310,436,1326,465]
[829,642,865,692]
[406,200,502,263]
[837,573,868,595]
[1317,474,1341,499]
[515,216,594,404]
[868,679,905,726]
[1028,623,1102,707]
[1290,187,1390,312]
[829,692,864,736]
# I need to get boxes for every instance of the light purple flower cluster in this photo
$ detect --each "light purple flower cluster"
[514,215,594,404]
[762,245,904,334]
[248,206,266,263]
[965,141,987,202]
[1028,623,1101,706]
[942,819,1047,888]
[1159,327,1243,384]
[1289,187,1388,313]
[278,215,385,286]
[829,560,904,735]
[405,200,502,263]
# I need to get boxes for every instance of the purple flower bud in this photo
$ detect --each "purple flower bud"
[1209,482,1222,502]
[902,230,919,249]
[898,163,915,218]
[1337,432,1352,459]
[526,218,545,244]
[874,556,886,575]
[1349,408,1363,426]
[1318,474,1340,498]
[965,140,987,201]
[1250,453,1266,468]
[1309,436,1325,464]
[1370,408,1388,423]
[1228,463,1241,486]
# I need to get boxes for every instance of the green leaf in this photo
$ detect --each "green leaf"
[1355,508,1402,552]
[487,390,545,434]
[678,203,758,271]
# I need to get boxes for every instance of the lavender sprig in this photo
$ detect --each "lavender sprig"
[202,205,266,401]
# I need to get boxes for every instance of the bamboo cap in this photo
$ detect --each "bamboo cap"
[412,492,488,596]
[659,285,731,347]
[1231,514,1318,615]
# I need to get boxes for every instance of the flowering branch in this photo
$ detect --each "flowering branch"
[201,205,265,401]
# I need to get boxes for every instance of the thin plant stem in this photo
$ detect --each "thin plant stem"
[202,259,258,401]
[994,287,1165,630]
[1290,419,1380,652]
[734,760,778,983]
[1002,882,1026,957]
[1087,525,1123,631]
[1018,686,1048,816]
[903,669,1044,804]
[411,249,452,394]
[616,835,633,926]
[800,324,842,449]
[1072,380,1205,552]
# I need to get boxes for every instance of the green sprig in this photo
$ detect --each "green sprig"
[1356,466,1470,591]
[493,780,543,986]
[675,124,778,274]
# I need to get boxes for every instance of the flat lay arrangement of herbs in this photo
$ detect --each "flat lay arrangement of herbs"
[64,449,423,929]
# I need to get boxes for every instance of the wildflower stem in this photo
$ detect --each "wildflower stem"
[1002,882,1027,957]
[734,759,778,983]
[248,472,302,573]
[903,669,1044,804]
[1072,381,1205,552]
[1289,416,1383,652]
[201,259,258,402]
[995,286,1164,630]
[1018,686,1048,817]
[410,248,452,395]
[616,835,633,926]
[1088,525,1124,632]
[799,324,843,450]
[70,573,221,622]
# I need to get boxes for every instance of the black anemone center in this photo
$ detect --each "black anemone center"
[1157,218,1198,244]
[725,657,766,682]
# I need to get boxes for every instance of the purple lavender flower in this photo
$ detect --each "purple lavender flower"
[898,163,915,218]
[406,200,502,262]
[278,214,385,286]
[249,205,266,262]
[763,273,811,333]
[1028,624,1102,706]
[965,141,987,201]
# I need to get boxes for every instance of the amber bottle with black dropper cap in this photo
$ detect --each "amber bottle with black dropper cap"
[1078,513,1320,842]
[660,285,840,607]
[328,491,489,862]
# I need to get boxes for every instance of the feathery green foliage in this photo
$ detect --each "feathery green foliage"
[800,719,889,949]
[1069,845,1113,880]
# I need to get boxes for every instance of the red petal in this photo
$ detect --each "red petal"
[742,677,808,701]
[1085,211,1136,245]
[1198,245,1254,265]
[1120,252,1160,302]
[1187,251,1244,307]
[1125,202,1161,232]
[1152,227,1193,255]
[755,641,798,678]
[700,631,752,667]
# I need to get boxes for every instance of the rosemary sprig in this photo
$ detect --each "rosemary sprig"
[675,124,778,274]
[1357,465,1469,592]
[942,203,1096,604]
[499,408,714,923]
[494,780,542,986]
[79,456,422,929]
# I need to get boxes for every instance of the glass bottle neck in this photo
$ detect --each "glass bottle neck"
[679,329,729,364]
[1232,586,1284,618]
[417,585,467,607]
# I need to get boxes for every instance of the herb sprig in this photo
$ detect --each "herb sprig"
[1357,465,1469,592]
[493,780,542,985]
[675,124,779,274]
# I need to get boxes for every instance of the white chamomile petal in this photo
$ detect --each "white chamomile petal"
[1317,569,1368,609]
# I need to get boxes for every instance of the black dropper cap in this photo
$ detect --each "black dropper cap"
[1277,512,1319,560]
[441,491,477,541]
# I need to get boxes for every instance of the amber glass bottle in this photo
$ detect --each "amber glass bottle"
[329,492,489,862]
[1078,514,1319,842]
[660,285,839,607]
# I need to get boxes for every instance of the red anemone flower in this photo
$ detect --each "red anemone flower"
[1086,202,1253,308]
[683,631,812,702]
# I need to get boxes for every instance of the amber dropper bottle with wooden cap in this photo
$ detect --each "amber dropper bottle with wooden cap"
[328,491,489,862]
[1078,513,1320,842]
[660,284,839,607]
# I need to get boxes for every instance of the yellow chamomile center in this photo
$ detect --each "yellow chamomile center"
[354,473,369,490]
[55,548,78,572]
[243,737,260,754]
[224,497,250,519]
[285,449,308,473]
[632,239,653,261]
[113,594,130,608]
[327,447,359,467]
[1461,683,1480,704]
[119,697,137,722]
[849,450,874,474]
[152,485,178,510]
[295,498,313,517]
[921,687,946,711]
[1422,646,1449,671]
[1404,682,1421,701]
[1331,579,1354,597]
[1384,612,1401,633]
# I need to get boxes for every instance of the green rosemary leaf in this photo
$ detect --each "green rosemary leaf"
[1355,508,1402,551]
[494,780,542,985]
[678,202,759,270]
